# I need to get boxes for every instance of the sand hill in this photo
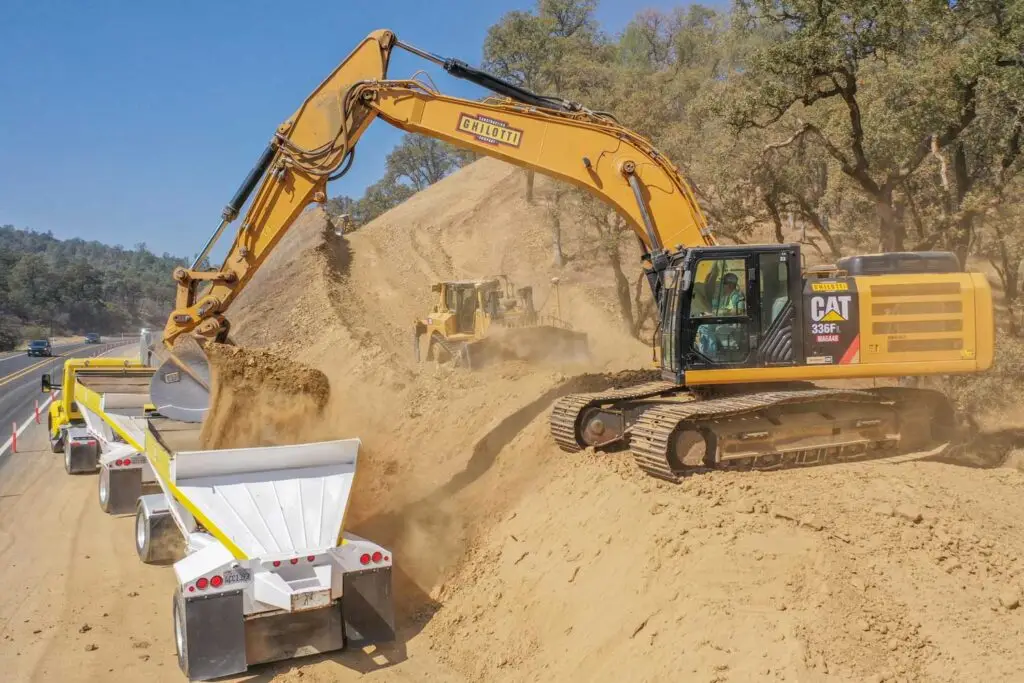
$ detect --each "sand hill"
[221,158,1024,683]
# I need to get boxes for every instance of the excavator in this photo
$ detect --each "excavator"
[412,276,589,368]
[148,29,994,482]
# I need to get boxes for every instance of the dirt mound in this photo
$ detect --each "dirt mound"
[210,159,1024,683]
[198,343,330,450]
[424,444,1024,682]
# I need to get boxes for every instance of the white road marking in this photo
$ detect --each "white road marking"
[0,396,53,458]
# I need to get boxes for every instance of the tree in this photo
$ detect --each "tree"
[384,134,468,191]
[483,0,603,202]
[729,0,1022,256]
[354,174,416,224]
[0,224,185,334]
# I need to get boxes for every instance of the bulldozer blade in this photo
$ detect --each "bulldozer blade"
[149,347,211,423]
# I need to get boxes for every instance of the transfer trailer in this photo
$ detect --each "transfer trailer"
[43,361,396,680]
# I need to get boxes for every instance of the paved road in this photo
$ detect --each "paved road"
[0,340,136,455]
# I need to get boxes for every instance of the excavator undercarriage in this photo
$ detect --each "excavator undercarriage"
[550,383,959,482]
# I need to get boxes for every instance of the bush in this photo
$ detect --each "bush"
[0,320,16,351]
[20,324,50,342]
[942,335,1024,416]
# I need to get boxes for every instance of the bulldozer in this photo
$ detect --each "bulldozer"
[413,276,589,368]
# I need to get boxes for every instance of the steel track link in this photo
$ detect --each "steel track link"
[629,388,893,482]
[549,380,681,452]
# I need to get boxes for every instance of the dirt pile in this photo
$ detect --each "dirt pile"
[198,343,330,450]
[420,441,1024,683]
[211,158,1024,683]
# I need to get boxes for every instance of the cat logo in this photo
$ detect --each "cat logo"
[457,113,523,148]
[811,295,852,323]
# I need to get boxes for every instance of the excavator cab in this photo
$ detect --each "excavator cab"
[661,244,805,379]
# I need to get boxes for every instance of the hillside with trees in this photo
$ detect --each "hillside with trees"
[0,224,186,349]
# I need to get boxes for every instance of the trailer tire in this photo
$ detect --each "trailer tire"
[173,593,188,676]
[98,467,110,511]
[135,502,179,564]
[172,587,247,680]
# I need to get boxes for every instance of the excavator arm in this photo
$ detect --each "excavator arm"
[153,30,716,421]
[163,29,397,348]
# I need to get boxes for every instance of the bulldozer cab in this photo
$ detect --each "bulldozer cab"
[441,281,489,335]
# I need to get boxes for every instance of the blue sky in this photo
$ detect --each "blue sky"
[0,1,688,258]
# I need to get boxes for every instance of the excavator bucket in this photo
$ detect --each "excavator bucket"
[149,344,212,423]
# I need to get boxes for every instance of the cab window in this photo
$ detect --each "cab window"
[689,258,747,318]
[759,253,790,333]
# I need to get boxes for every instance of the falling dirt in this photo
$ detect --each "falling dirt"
[198,343,330,450]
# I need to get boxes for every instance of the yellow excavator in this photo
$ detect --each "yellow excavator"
[149,29,994,481]
[413,276,589,368]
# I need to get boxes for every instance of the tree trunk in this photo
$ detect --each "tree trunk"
[632,271,654,340]
[953,213,973,268]
[548,189,565,267]
[605,246,634,335]
[995,226,1021,336]
[876,189,904,251]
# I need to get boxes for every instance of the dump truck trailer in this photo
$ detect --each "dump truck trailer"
[42,359,395,681]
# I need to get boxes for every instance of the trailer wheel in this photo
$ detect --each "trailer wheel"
[173,593,188,675]
[172,587,247,680]
[135,502,179,564]
[98,467,111,511]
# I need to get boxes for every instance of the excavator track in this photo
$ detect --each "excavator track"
[629,387,955,483]
[549,380,681,452]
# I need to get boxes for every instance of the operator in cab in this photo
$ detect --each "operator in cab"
[713,272,745,315]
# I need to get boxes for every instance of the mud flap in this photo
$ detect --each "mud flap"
[100,466,142,515]
[245,603,345,667]
[64,428,98,474]
[174,588,247,681]
[342,567,396,647]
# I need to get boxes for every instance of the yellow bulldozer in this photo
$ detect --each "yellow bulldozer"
[413,276,589,369]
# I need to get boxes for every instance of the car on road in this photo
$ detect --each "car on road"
[27,339,53,357]
[85,332,101,344]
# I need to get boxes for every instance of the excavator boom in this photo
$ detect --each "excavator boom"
[153,30,714,420]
